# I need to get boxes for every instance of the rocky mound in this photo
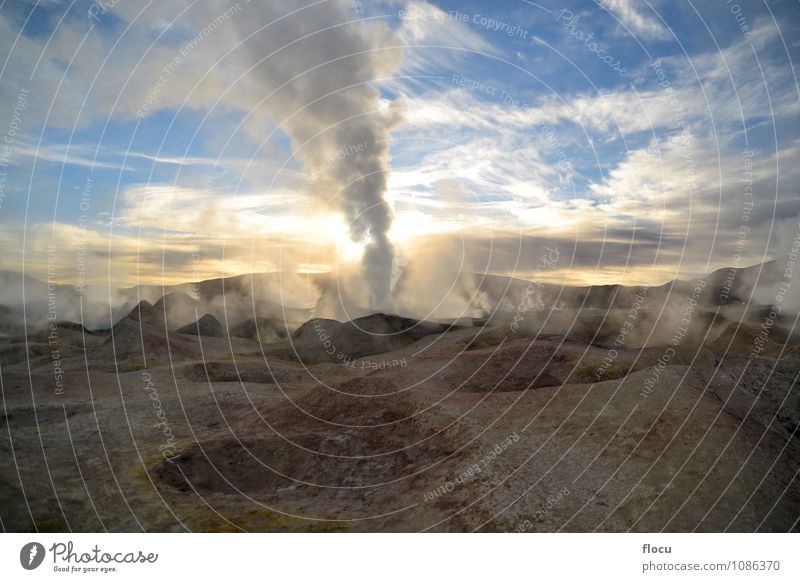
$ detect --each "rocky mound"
[0,341,81,369]
[23,320,101,343]
[263,313,460,364]
[119,300,163,327]
[441,337,640,393]
[101,318,201,363]
[177,313,224,337]
[100,302,205,363]
[183,360,307,384]
[229,317,295,343]
[153,292,200,329]
[151,380,473,496]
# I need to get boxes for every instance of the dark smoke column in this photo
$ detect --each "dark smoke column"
[232,0,403,311]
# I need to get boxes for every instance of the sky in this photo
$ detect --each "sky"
[0,0,799,293]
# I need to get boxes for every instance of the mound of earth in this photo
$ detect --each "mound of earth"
[229,317,296,343]
[24,320,104,345]
[0,321,104,370]
[0,341,80,369]
[552,308,730,349]
[263,313,459,364]
[177,313,224,337]
[708,320,797,358]
[151,380,475,497]
[101,317,201,363]
[153,292,200,329]
[182,360,307,384]
[152,430,450,494]
[441,336,645,393]
[119,300,164,327]
[99,304,266,365]
[693,350,800,443]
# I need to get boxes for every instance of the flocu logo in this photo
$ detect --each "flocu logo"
[20,542,46,570]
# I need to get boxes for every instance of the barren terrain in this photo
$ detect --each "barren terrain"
[1,260,798,532]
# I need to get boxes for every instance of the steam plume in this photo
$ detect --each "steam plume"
[233,0,403,310]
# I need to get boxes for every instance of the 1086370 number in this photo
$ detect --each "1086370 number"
[732,560,780,571]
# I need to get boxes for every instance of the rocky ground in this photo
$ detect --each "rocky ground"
[1,290,798,532]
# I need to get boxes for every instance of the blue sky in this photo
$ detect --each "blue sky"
[0,0,798,290]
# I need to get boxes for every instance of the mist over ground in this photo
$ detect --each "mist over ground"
[0,0,799,535]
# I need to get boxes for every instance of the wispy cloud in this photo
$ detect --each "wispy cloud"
[599,0,671,41]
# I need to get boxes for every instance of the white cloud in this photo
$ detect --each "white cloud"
[599,0,671,41]
[2,1,798,289]
[394,0,498,74]
[115,183,317,236]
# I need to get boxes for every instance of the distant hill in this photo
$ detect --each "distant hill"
[0,256,794,334]
[229,317,300,343]
[153,292,201,329]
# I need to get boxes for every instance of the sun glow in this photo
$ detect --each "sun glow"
[387,210,464,248]
[327,209,465,264]
[332,220,369,263]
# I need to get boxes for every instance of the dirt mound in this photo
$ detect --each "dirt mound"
[153,292,200,329]
[177,314,224,337]
[440,337,648,393]
[444,340,569,392]
[152,430,450,494]
[152,383,469,495]
[559,309,732,349]
[265,313,459,364]
[22,321,105,347]
[708,320,795,357]
[0,321,106,368]
[101,318,201,363]
[120,300,163,327]
[183,360,307,384]
[229,317,295,343]
[0,341,66,367]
